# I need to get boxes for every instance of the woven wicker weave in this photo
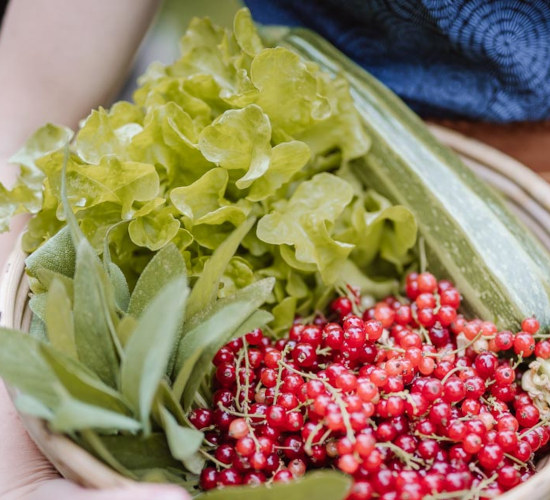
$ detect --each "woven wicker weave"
[1,125,549,497]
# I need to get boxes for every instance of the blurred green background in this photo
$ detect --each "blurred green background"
[162,0,242,30]
[155,0,243,59]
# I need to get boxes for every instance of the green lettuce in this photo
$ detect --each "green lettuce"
[0,8,417,322]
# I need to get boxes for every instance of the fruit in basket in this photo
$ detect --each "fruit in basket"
[194,272,550,498]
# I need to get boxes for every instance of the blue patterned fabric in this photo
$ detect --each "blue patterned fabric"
[244,0,550,122]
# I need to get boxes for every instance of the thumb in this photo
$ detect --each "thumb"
[25,479,190,500]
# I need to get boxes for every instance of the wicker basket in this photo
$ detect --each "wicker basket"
[1,125,550,497]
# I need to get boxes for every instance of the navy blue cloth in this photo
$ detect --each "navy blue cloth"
[244,0,550,122]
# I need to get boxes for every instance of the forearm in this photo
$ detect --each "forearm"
[0,0,160,158]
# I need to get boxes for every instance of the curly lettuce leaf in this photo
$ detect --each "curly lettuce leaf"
[170,168,229,222]
[247,141,311,202]
[257,173,354,282]
[198,104,271,189]
[74,103,144,164]
[128,207,181,251]
[128,103,212,186]
[0,124,73,231]
[338,190,417,273]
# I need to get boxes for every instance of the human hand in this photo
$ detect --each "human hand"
[0,381,190,500]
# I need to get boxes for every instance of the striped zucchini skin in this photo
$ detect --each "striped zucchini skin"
[278,28,550,331]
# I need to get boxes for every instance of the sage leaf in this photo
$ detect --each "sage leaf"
[173,278,274,407]
[182,451,205,476]
[88,433,182,470]
[30,267,74,296]
[108,262,130,312]
[78,430,137,479]
[25,226,76,282]
[230,310,273,340]
[199,471,351,500]
[50,392,141,433]
[73,238,120,387]
[116,315,138,348]
[181,302,270,410]
[120,277,188,432]
[28,293,47,323]
[134,468,192,485]
[186,218,255,319]
[127,244,187,374]
[128,243,187,318]
[15,394,54,420]
[271,296,297,336]
[160,407,203,461]
[171,348,203,405]
[45,278,77,358]
[154,380,186,424]
[40,344,130,414]
[0,328,59,407]
[29,314,47,341]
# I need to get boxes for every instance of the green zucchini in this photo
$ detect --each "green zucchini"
[274,27,550,331]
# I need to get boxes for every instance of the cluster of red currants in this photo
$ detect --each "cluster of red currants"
[194,272,549,499]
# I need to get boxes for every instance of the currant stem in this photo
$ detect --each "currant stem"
[512,354,524,370]
[504,452,527,467]
[312,428,333,447]
[519,415,550,437]
[199,449,230,469]
[273,344,291,405]
[304,422,324,455]
[414,432,453,442]
[217,403,265,420]
[441,365,469,385]
[426,331,483,359]
[234,350,244,412]
[278,360,356,442]
[376,442,424,470]
[242,339,251,414]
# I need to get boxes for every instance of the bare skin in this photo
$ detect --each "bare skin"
[0,382,188,499]
[0,1,189,498]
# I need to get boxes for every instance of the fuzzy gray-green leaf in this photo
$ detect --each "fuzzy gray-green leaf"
[120,277,188,432]
[29,293,47,323]
[185,218,255,320]
[231,310,273,340]
[15,394,54,420]
[78,430,137,479]
[108,262,130,312]
[73,239,119,387]
[25,226,76,282]
[50,394,141,433]
[128,243,187,318]
[29,314,47,341]
[30,267,74,296]
[0,328,59,407]
[45,278,77,358]
[173,278,274,407]
[160,407,203,461]
[87,432,182,471]
[40,344,130,414]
